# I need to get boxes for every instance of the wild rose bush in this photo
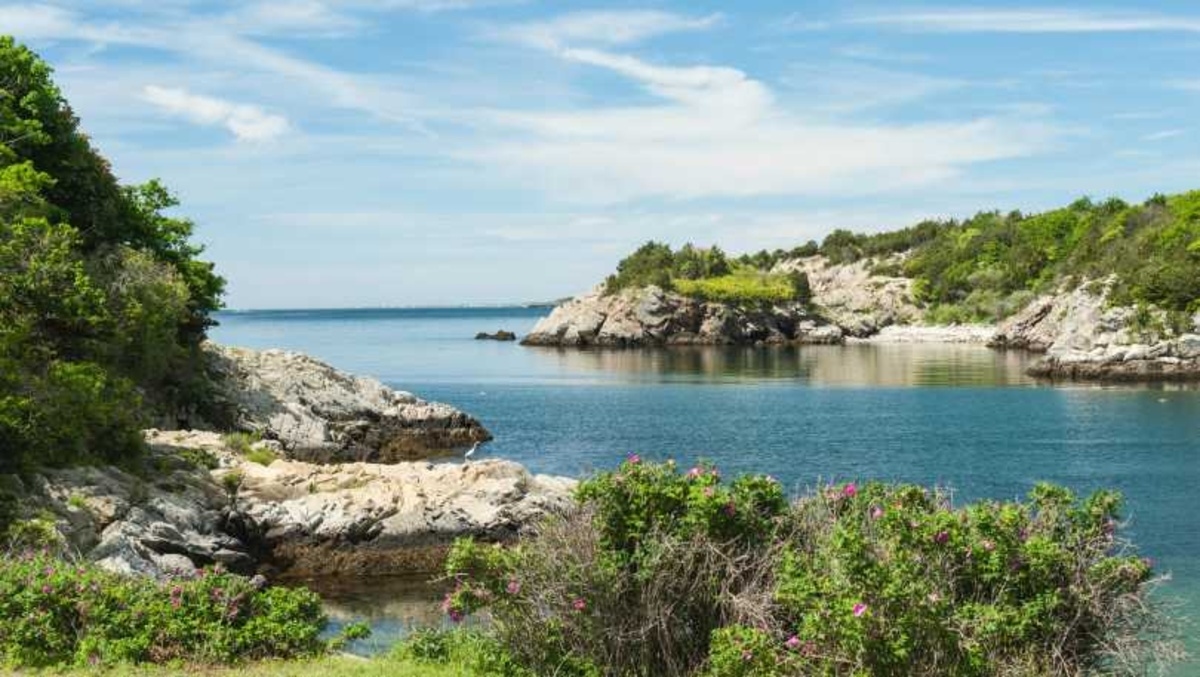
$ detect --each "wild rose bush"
[440,459,1181,676]
[0,551,327,668]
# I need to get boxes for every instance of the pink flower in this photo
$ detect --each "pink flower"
[724,502,737,517]
[687,467,702,479]
[41,585,52,594]
[852,602,868,617]
[870,506,884,520]
[448,609,464,624]
[784,635,801,650]
[933,531,949,545]
[626,454,641,465]
[572,598,587,612]
[842,483,857,498]
[506,579,521,595]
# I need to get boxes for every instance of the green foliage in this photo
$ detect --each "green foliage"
[0,37,225,474]
[395,628,535,677]
[177,447,220,471]
[891,193,1200,318]
[0,552,327,668]
[604,242,811,307]
[245,447,279,467]
[674,268,802,306]
[441,461,1179,677]
[223,432,262,455]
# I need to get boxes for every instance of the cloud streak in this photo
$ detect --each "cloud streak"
[142,85,291,141]
[852,8,1200,33]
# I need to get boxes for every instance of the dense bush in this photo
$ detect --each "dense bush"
[853,192,1200,320]
[0,37,224,472]
[0,551,327,668]
[674,269,807,306]
[438,460,1180,677]
[605,242,731,294]
[604,242,810,307]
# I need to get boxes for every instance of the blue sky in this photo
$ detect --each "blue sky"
[5,1,1200,308]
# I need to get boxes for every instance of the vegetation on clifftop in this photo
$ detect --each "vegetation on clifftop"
[604,241,811,306]
[603,191,1200,324]
[0,37,224,479]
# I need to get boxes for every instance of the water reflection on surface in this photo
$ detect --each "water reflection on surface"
[288,574,447,655]
[524,344,1040,387]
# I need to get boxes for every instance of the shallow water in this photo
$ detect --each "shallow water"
[212,307,1200,664]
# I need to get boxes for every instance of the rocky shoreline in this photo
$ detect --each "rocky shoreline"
[12,345,572,581]
[521,256,1200,382]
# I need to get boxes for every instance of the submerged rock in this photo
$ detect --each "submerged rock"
[205,343,492,463]
[475,330,517,341]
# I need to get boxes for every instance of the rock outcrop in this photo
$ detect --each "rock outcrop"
[778,256,922,337]
[206,344,492,463]
[992,282,1200,381]
[521,285,842,348]
[522,256,922,348]
[11,430,573,579]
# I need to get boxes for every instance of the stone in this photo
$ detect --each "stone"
[475,330,517,341]
[204,344,492,463]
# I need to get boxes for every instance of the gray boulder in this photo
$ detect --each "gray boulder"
[206,344,491,463]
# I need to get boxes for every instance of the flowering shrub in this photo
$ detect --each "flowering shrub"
[0,552,328,668]
[438,460,1180,677]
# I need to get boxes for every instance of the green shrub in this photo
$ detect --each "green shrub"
[673,267,813,307]
[177,447,220,471]
[0,552,327,668]
[245,447,278,467]
[395,628,535,677]
[223,432,261,455]
[441,460,1181,677]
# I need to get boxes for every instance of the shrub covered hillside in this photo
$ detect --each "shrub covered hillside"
[819,193,1200,323]
[426,460,1182,677]
[0,37,224,475]
[604,242,812,306]
[603,191,1200,323]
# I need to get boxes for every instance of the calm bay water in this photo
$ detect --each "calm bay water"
[211,306,1200,659]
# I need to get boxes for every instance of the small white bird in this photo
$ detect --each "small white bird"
[464,442,480,459]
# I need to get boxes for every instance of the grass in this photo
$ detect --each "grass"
[221,432,260,456]
[25,654,475,676]
[674,268,797,305]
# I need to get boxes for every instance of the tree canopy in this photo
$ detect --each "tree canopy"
[0,36,224,473]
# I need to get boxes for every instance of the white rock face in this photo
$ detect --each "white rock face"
[991,281,1200,380]
[206,344,491,463]
[11,430,574,579]
[522,256,923,347]
[781,256,922,337]
[522,285,839,347]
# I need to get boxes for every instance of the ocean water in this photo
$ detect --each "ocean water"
[211,306,1200,661]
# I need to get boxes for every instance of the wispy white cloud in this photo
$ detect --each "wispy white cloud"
[466,47,1057,203]
[1142,129,1185,142]
[1170,80,1200,92]
[142,85,291,141]
[852,8,1200,33]
[494,10,721,49]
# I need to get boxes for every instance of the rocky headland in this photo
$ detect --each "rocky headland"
[991,281,1200,381]
[522,257,1200,382]
[10,345,572,580]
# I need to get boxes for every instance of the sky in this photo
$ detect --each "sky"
[4,1,1200,308]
